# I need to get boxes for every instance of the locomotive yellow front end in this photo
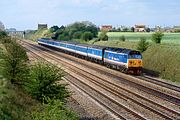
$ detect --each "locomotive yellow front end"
[128,59,143,68]
[127,51,142,75]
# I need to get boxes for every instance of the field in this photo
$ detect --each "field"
[107,32,180,44]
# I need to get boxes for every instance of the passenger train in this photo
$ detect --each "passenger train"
[37,38,142,74]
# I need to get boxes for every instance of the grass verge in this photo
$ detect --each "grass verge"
[0,81,38,120]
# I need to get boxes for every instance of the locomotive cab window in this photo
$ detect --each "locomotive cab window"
[128,54,142,59]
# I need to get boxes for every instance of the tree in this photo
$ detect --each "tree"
[73,31,83,39]
[146,28,151,32]
[57,29,71,41]
[81,32,93,41]
[137,37,149,53]
[51,33,59,39]
[122,27,129,32]
[98,31,108,41]
[50,26,59,33]
[0,31,7,39]
[117,27,121,32]
[84,21,98,37]
[131,27,135,32]
[119,35,126,41]
[110,27,117,32]
[25,62,70,103]
[59,21,98,40]
[152,32,164,44]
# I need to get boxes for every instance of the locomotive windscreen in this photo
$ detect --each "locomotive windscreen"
[128,51,142,59]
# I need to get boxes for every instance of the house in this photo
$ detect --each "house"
[101,25,112,31]
[135,24,146,32]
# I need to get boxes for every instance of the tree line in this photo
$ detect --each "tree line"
[50,21,98,41]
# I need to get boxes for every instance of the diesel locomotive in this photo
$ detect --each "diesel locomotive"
[37,38,142,74]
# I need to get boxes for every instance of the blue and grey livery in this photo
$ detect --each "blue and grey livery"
[37,38,142,74]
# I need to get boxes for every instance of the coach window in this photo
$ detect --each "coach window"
[105,53,108,58]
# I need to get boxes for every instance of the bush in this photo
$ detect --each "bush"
[0,80,36,120]
[146,28,151,32]
[0,31,8,44]
[1,39,29,84]
[25,62,70,103]
[0,36,12,44]
[151,32,164,43]
[31,98,78,120]
[137,37,149,53]
[98,31,108,41]
[51,33,59,40]
[119,35,126,41]
[81,32,93,41]
[0,31,7,39]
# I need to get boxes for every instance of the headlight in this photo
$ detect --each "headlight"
[129,61,133,65]
[138,60,142,65]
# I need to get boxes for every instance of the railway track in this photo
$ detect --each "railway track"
[25,41,180,105]
[65,74,146,120]
[136,75,180,92]
[21,40,180,119]
[65,62,180,120]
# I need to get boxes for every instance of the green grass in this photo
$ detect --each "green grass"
[0,45,3,79]
[106,32,180,44]
[91,40,137,49]
[143,44,180,82]
[25,29,50,41]
[0,80,38,120]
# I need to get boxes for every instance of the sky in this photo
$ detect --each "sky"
[0,0,180,30]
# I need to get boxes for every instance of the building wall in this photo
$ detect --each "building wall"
[38,24,48,30]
